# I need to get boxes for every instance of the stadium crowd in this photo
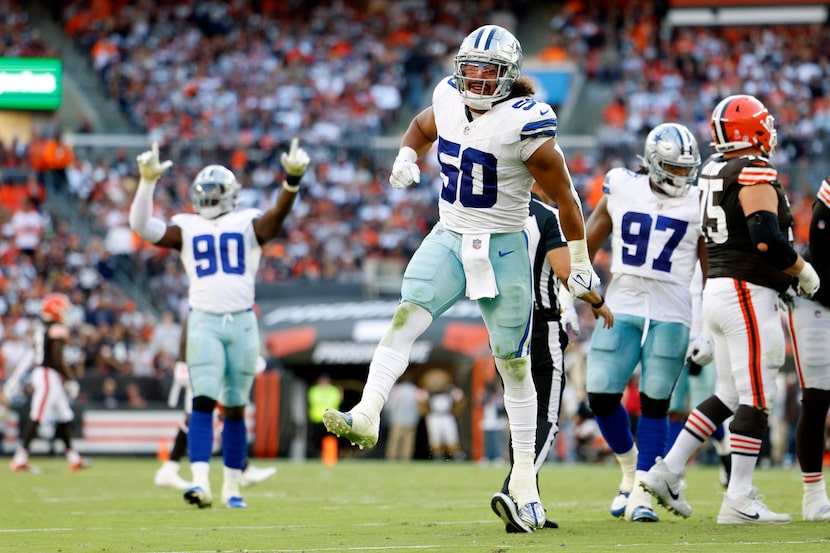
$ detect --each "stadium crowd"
[0,0,827,468]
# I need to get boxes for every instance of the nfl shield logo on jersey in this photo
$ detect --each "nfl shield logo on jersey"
[473,239,482,250]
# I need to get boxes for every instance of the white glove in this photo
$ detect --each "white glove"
[686,334,714,366]
[389,146,420,189]
[796,261,820,298]
[173,361,190,389]
[558,282,580,337]
[568,263,601,299]
[255,355,267,375]
[566,239,600,298]
[280,137,310,177]
[64,380,80,400]
[136,141,173,184]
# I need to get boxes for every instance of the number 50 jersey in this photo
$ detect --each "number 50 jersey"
[432,77,558,234]
[603,167,702,325]
[173,209,263,313]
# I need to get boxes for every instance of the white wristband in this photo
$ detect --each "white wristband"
[567,238,590,265]
[282,180,300,193]
[397,146,417,163]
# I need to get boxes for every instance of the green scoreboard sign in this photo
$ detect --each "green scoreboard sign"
[0,58,62,110]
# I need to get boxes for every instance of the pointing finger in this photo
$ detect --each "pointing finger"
[289,137,298,156]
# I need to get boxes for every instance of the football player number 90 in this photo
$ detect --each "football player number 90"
[192,233,246,277]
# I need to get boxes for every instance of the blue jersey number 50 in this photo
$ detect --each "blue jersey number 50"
[438,137,498,208]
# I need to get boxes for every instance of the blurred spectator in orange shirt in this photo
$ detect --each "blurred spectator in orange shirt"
[539,35,569,64]
[603,96,627,130]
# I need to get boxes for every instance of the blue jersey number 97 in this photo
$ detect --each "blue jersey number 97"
[192,233,245,277]
[620,212,687,273]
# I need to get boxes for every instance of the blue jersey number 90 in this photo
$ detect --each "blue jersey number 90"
[192,233,245,277]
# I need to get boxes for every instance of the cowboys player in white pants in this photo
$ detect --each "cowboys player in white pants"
[322,24,600,531]
[130,139,309,509]
[585,122,707,522]
[492,183,612,532]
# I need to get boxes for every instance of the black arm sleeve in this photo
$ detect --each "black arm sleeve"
[808,200,830,308]
[746,210,798,270]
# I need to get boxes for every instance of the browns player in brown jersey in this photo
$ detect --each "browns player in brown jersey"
[642,94,819,525]
[11,292,88,472]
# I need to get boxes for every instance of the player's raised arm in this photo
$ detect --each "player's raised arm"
[254,137,310,244]
[129,141,182,249]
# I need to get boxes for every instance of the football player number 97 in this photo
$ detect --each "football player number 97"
[620,211,688,273]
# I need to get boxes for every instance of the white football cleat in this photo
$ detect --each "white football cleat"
[240,464,277,487]
[322,409,378,449]
[490,492,533,533]
[155,461,194,490]
[610,490,629,518]
[507,453,546,530]
[518,501,546,529]
[803,497,830,522]
[625,485,659,522]
[718,488,791,525]
[639,457,691,518]
[221,481,247,509]
[184,486,213,509]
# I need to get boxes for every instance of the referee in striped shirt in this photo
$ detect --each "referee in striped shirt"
[491,182,613,532]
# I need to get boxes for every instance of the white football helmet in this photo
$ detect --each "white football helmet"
[453,25,522,111]
[641,123,701,198]
[191,164,239,219]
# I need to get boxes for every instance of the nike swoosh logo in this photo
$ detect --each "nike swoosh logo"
[665,483,680,501]
[498,250,514,257]
[573,274,592,287]
[540,109,550,115]
[734,508,760,520]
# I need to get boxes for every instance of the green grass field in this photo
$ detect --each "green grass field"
[2,457,829,552]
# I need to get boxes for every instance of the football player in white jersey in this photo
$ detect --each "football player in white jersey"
[129,139,309,509]
[584,123,707,522]
[322,24,600,531]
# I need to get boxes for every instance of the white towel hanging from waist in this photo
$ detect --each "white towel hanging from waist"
[461,233,498,300]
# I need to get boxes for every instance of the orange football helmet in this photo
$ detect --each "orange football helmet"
[41,292,71,323]
[710,94,777,156]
